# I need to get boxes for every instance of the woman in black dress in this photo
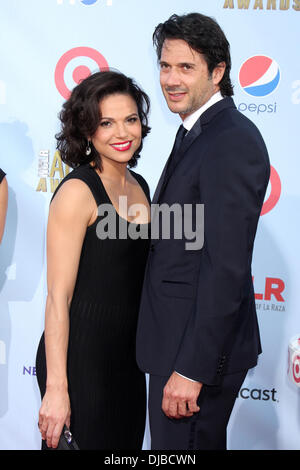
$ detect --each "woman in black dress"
[35,71,151,450]
[0,169,7,244]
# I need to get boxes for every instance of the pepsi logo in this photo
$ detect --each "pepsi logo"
[239,55,281,97]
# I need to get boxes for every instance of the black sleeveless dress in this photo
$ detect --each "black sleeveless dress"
[36,164,150,450]
[0,169,6,183]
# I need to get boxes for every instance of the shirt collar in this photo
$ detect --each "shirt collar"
[182,91,223,132]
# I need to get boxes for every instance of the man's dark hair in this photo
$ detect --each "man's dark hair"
[153,13,234,97]
[56,70,151,171]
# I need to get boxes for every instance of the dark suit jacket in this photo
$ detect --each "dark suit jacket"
[136,97,270,386]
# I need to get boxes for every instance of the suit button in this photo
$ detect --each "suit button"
[150,244,155,252]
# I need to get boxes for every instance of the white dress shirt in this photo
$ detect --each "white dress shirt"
[182,90,223,132]
[175,91,223,383]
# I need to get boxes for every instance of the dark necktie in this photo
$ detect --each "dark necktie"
[164,124,187,182]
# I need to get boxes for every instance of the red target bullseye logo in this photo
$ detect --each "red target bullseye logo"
[55,47,109,99]
[292,353,300,384]
[261,165,281,216]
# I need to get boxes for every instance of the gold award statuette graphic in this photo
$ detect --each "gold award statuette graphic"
[36,151,71,193]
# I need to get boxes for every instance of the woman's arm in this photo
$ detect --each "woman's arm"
[0,176,8,243]
[38,178,96,449]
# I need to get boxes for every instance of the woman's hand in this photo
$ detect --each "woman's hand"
[38,387,71,449]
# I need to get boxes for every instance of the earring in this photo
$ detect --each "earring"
[86,140,92,156]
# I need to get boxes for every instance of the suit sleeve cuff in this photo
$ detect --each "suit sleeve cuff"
[175,371,199,383]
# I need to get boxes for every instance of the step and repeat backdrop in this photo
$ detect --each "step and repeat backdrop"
[0,0,299,450]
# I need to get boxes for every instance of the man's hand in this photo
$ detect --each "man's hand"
[162,372,202,419]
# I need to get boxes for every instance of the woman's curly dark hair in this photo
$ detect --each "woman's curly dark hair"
[153,13,234,97]
[56,70,151,170]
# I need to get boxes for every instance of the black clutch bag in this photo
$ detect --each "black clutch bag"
[57,426,79,450]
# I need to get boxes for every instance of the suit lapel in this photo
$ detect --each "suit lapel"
[152,118,202,205]
[152,97,236,205]
[163,118,202,189]
[152,161,169,205]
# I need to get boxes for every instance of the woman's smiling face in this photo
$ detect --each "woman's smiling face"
[91,93,142,166]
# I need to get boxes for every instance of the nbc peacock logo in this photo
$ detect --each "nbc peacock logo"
[239,55,281,97]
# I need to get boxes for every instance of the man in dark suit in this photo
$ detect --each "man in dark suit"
[136,13,270,450]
